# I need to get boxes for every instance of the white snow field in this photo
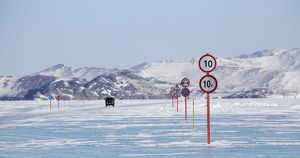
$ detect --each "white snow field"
[1,99,300,157]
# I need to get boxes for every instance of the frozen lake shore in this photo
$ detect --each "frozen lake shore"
[1,98,300,157]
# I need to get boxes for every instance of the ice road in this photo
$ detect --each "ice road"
[1,99,300,157]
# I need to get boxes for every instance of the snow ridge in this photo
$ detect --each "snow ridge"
[0,48,299,100]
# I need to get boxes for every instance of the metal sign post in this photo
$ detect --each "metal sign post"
[172,96,174,107]
[170,87,175,107]
[198,53,218,144]
[55,95,61,109]
[181,87,190,120]
[174,84,181,112]
[193,98,195,128]
[48,96,54,110]
[181,78,190,121]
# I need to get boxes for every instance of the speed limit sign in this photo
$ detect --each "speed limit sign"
[199,75,218,93]
[198,53,218,145]
[198,53,217,73]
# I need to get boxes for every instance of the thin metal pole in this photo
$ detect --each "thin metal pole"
[193,98,195,128]
[172,97,174,107]
[207,93,210,144]
[185,97,187,120]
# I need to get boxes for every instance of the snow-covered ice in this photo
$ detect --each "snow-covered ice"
[1,98,300,157]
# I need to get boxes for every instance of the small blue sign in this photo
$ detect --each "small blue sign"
[48,96,55,100]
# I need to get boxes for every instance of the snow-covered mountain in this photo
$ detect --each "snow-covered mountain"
[0,71,169,100]
[131,48,300,98]
[0,48,299,100]
[36,64,119,80]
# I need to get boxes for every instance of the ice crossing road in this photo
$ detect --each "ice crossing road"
[1,99,300,157]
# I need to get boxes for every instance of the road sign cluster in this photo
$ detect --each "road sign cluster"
[170,84,181,112]
[170,84,181,98]
[168,53,218,145]
[48,95,61,110]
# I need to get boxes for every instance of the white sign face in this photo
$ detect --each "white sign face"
[198,54,217,73]
[199,75,218,93]
[181,78,190,87]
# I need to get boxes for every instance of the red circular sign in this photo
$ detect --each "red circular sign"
[198,53,217,73]
[181,78,190,87]
[181,87,190,97]
[55,95,61,101]
[199,75,218,93]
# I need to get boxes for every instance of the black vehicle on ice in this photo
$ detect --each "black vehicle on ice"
[105,97,115,107]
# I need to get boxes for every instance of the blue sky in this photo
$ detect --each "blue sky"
[0,0,299,75]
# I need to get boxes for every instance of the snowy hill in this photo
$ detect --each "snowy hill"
[84,70,169,99]
[131,48,300,98]
[36,64,119,80]
[0,48,299,100]
[0,71,169,100]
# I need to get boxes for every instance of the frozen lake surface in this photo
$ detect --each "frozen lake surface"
[1,98,300,157]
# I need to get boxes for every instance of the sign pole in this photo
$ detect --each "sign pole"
[207,92,210,144]
[193,98,195,128]
[172,96,174,107]
[171,87,175,108]
[185,97,187,121]
[55,95,61,109]
[181,97,183,109]
[174,84,180,112]
[198,53,218,145]
[180,78,190,120]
